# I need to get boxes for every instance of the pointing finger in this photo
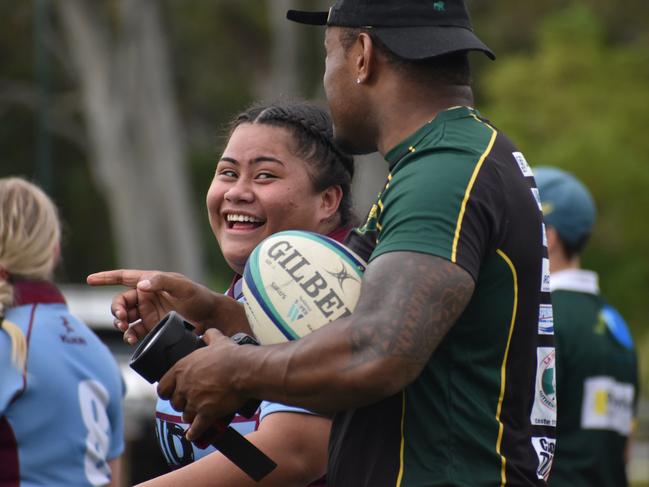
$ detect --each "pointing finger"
[87,269,151,288]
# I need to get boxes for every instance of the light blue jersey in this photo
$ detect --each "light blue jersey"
[0,281,124,486]
[154,276,316,469]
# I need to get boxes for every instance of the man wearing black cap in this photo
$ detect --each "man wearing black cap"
[155,1,556,485]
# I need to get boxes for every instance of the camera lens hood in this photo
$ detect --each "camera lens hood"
[129,311,203,383]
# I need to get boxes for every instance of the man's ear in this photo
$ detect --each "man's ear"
[356,32,375,84]
[545,225,559,252]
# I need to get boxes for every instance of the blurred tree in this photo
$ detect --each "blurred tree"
[481,4,649,337]
[2,0,647,306]
[55,0,205,282]
[0,2,116,282]
[259,0,299,100]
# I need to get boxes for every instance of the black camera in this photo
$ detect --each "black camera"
[129,311,276,481]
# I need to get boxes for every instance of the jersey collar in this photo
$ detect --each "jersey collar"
[12,280,67,306]
[550,269,599,295]
[384,106,478,168]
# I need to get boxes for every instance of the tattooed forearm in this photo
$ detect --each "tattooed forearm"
[349,252,475,369]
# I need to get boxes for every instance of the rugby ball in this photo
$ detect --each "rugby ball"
[242,230,366,345]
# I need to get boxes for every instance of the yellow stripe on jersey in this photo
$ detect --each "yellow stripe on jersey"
[396,390,406,487]
[384,173,393,191]
[451,124,497,262]
[494,249,519,487]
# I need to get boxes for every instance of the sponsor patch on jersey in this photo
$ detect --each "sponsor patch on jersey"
[531,436,556,481]
[541,223,548,248]
[531,188,543,212]
[531,347,557,427]
[538,304,554,335]
[541,258,551,293]
[513,151,534,177]
[581,376,635,435]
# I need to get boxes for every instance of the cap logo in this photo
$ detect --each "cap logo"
[541,202,554,216]
[433,1,446,11]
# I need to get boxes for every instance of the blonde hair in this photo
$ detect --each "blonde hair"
[0,177,61,369]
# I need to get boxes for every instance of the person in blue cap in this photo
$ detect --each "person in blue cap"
[535,166,639,486]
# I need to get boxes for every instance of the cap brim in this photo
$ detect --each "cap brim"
[286,10,328,25]
[372,26,495,60]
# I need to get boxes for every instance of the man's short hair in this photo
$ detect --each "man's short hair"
[340,27,472,86]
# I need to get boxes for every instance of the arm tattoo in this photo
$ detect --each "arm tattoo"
[349,252,475,368]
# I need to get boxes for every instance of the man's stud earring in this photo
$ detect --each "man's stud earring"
[356,78,361,84]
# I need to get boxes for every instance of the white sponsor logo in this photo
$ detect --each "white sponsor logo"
[531,347,557,427]
[531,436,556,481]
[513,152,533,177]
[581,376,635,435]
[538,304,554,335]
[531,188,543,212]
[541,258,551,293]
[541,223,548,248]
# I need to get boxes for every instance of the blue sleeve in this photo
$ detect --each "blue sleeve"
[0,327,24,414]
[258,400,319,422]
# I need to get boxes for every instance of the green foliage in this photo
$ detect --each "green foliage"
[3,2,648,315]
[481,4,649,338]
[0,3,116,281]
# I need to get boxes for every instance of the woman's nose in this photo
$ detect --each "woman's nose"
[224,178,254,203]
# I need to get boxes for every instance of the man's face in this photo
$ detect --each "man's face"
[323,27,376,155]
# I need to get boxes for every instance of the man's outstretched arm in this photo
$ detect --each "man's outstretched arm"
[87,269,251,343]
[159,251,475,441]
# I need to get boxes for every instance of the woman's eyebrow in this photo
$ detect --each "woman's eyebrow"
[218,156,284,165]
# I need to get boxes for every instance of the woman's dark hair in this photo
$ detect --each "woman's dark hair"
[229,101,355,226]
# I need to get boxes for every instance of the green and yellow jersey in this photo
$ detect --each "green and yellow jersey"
[333,106,555,486]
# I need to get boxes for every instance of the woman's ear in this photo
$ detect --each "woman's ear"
[319,185,344,223]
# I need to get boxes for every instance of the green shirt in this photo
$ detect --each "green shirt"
[330,107,556,486]
[549,269,638,486]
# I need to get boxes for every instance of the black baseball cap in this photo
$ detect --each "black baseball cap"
[287,0,495,61]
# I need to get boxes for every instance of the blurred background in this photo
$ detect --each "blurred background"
[1,0,647,484]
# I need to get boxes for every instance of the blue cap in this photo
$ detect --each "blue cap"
[534,166,596,246]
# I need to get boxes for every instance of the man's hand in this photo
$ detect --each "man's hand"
[152,251,475,437]
[86,270,238,344]
[157,328,250,442]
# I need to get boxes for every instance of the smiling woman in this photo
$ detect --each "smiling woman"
[209,125,337,275]
[207,103,354,277]
[87,101,355,486]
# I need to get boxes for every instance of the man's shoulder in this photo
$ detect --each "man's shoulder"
[551,290,601,327]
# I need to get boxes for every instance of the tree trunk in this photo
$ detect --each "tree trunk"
[258,0,299,100]
[56,0,204,282]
